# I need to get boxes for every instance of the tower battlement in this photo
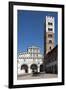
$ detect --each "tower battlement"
[46,16,54,24]
[46,16,54,19]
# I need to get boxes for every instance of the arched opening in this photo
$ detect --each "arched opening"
[30,64,38,73]
[21,64,28,73]
[50,46,51,50]
[40,64,44,72]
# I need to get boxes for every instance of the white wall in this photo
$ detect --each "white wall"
[0,0,66,90]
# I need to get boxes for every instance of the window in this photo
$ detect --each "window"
[48,28,53,31]
[48,22,53,25]
[49,46,51,50]
[49,40,52,43]
[48,34,52,38]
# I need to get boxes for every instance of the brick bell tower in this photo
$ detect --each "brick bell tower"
[44,16,55,54]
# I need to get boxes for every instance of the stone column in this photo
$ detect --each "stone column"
[28,65,31,73]
[38,65,40,72]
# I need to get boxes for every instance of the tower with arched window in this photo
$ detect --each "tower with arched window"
[44,16,55,54]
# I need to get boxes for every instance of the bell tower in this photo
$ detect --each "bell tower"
[44,16,55,54]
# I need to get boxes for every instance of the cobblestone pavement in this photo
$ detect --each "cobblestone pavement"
[17,73,58,80]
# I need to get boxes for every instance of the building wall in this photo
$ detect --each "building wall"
[18,59,43,75]
[17,46,44,75]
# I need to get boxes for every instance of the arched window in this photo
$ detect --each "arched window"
[48,22,53,25]
[48,34,52,38]
[49,40,52,43]
[50,46,51,50]
[48,28,53,31]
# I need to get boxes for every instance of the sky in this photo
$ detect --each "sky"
[17,10,58,54]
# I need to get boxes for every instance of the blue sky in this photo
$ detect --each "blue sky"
[17,10,58,54]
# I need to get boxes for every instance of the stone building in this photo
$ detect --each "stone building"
[44,16,58,74]
[44,16,55,54]
[44,45,58,74]
[17,46,44,75]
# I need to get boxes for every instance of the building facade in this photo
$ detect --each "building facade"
[44,16,55,54]
[44,46,58,74]
[17,46,44,75]
[44,16,58,74]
